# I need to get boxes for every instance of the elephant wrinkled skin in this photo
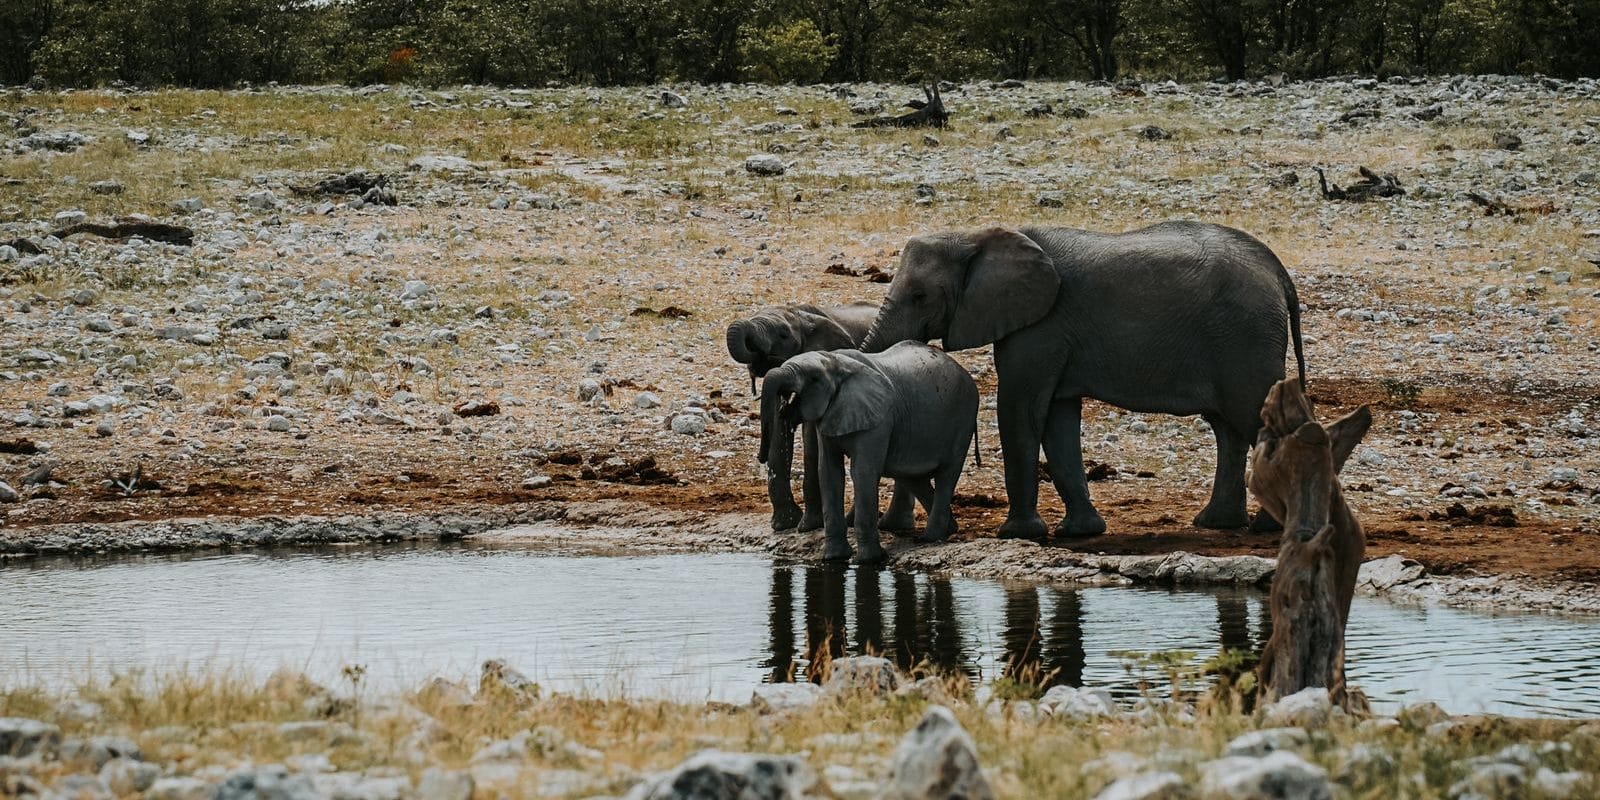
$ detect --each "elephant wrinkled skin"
[861,221,1306,540]
[726,303,916,532]
[758,343,979,564]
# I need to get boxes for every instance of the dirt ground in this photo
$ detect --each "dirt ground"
[1,80,1597,584]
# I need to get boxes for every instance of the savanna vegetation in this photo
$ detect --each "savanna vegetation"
[2,0,1598,89]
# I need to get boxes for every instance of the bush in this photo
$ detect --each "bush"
[739,20,838,84]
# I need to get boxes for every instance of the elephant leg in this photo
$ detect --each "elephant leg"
[1042,397,1106,538]
[880,480,919,531]
[850,458,887,566]
[767,425,802,532]
[798,423,823,532]
[918,465,961,544]
[997,396,1048,541]
[1194,413,1251,530]
[817,439,852,562]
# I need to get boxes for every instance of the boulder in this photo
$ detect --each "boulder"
[623,750,821,799]
[882,706,995,800]
[0,718,60,758]
[1199,751,1332,800]
[212,765,320,800]
[744,155,787,176]
[147,777,212,800]
[1039,685,1117,718]
[1095,771,1192,800]
[825,656,900,696]
[414,769,472,800]
[1358,555,1426,591]
[750,683,824,714]
[1261,687,1332,729]
[1224,728,1309,758]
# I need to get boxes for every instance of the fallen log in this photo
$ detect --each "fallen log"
[1314,166,1404,201]
[852,84,948,129]
[49,221,194,246]
[1463,191,1555,217]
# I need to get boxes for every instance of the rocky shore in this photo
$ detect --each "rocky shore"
[2,656,1596,799]
[3,501,1598,616]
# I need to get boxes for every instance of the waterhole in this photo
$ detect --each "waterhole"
[2,540,1597,717]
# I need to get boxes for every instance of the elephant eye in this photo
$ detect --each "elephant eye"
[911,288,927,302]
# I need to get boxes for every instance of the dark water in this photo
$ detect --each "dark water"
[2,541,1597,717]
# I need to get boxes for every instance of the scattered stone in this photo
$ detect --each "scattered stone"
[520,475,551,490]
[147,777,213,800]
[88,180,123,195]
[408,155,479,173]
[1039,685,1116,718]
[399,280,430,300]
[266,415,291,433]
[750,683,824,714]
[670,414,706,436]
[1094,771,1191,800]
[0,718,60,758]
[23,131,89,151]
[101,758,160,794]
[452,400,501,417]
[882,706,995,800]
[245,190,278,211]
[1261,687,1332,729]
[922,133,941,147]
[173,198,204,213]
[660,90,688,108]
[213,765,320,800]
[634,392,662,409]
[826,656,900,696]
[1494,131,1523,151]
[479,658,539,700]
[623,750,819,800]
[1334,744,1395,791]
[415,769,472,800]
[1450,762,1526,798]
[577,378,603,402]
[0,481,18,503]
[1138,125,1171,140]
[1036,191,1066,208]
[54,210,88,227]
[1199,751,1331,800]
[1358,554,1426,590]
[744,154,786,176]
[1224,727,1310,757]
[1397,701,1450,729]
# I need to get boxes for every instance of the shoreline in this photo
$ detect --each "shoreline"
[4,501,1598,616]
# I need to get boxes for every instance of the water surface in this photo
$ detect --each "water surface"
[2,541,1597,717]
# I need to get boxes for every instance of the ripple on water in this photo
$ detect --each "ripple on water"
[1,542,1597,716]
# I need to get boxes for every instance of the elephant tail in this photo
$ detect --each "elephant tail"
[971,428,982,469]
[1283,275,1307,388]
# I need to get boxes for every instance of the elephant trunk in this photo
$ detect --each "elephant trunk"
[757,368,797,465]
[726,319,760,364]
[861,298,912,353]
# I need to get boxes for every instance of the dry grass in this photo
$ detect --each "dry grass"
[3,669,1596,799]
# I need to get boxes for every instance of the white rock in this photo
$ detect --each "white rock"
[1358,554,1426,590]
[1262,687,1332,729]
[577,378,603,401]
[101,758,160,794]
[0,481,19,502]
[882,706,995,800]
[1040,685,1117,718]
[245,190,278,211]
[400,280,430,300]
[1532,767,1587,799]
[147,777,213,800]
[1094,771,1190,800]
[750,683,824,714]
[1199,751,1331,800]
[54,210,88,227]
[670,414,706,436]
[1224,727,1310,757]
[634,392,661,409]
[826,656,900,696]
[744,154,787,176]
[266,415,291,432]
[624,750,818,800]
[415,770,472,800]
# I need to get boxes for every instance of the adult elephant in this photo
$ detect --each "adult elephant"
[860,221,1305,540]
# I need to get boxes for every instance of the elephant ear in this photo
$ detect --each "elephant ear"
[944,227,1060,352]
[793,307,858,352]
[817,352,893,438]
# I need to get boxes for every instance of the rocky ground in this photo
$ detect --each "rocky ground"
[2,657,1597,800]
[1,76,1598,584]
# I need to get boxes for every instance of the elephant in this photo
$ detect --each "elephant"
[756,342,979,564]
[860,221,1306,540]
[726,303,917,532]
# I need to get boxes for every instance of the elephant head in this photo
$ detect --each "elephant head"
[1248,379,1372,540]
[757,351,893,466]
[861,227,1060,353]
[727,306,859,395]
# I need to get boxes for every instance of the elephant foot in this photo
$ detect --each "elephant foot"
[1053,512,1107,539]
[997,515,1048,541]
[1193,504,1250,530]
[852,545,887,566]
[771,504,802,532]
[1249,510,1283,533]
[879,510,917,532]
[915,520,956,544]
[797,512,824,533]
[820,540,853,562]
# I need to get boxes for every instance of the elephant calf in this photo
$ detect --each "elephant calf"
[726,302,916,532]
[757,342,978,564]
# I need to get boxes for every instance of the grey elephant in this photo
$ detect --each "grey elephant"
[726,303,916,532]
[756,342,979,564]
[860,221,1305,540]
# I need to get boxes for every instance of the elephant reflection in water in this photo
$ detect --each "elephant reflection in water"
[764,564,966,682]
[1001,586,1086,688]
[764,567,1268,688]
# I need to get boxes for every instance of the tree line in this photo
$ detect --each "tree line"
[2,0,1596,89]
